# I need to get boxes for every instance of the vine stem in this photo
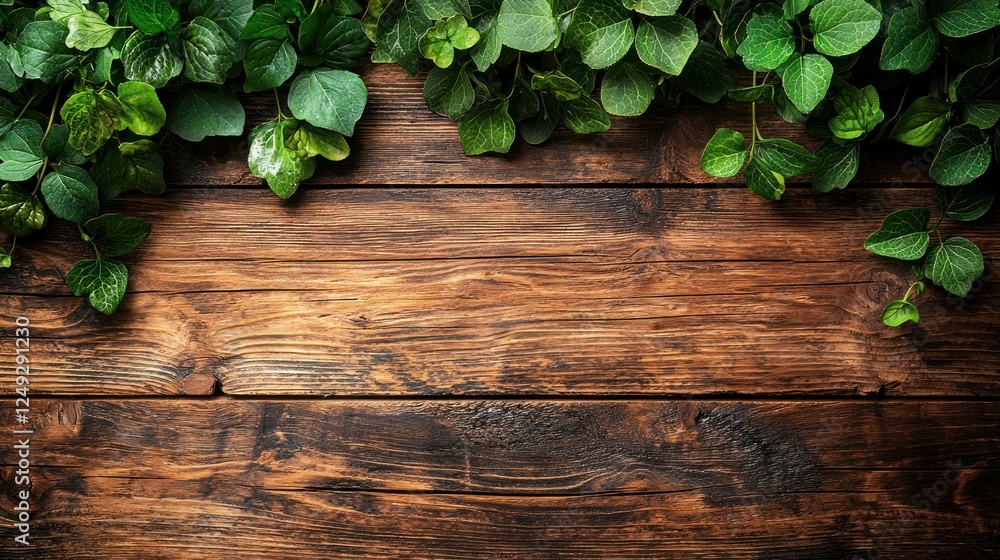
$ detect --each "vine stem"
[274,89,285,121]
[750,72,762,146]
[40,82,63,146]
[310,0,323,15]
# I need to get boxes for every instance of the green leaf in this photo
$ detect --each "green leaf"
[743,157,786,200]
[275,0,307,20]
[15,21,79,82]
[863,208,930,260]
[728,84,774,102]
[248,120,316,199]
[880,3,938,73]
[881,299,919,327]
[602,56,657,116]
[40,165,100,223]
[932,0,1000,38]
[811,139,859,192]
[771,86,808,123]
[117,81,166,136]
[561,95,611,133]
[470,13,502,72]
[241,5,290,40]
[127,0,180,35]
[46,0,86,23]
[66,257,128,314]
[829,85,884,140]
[624,0,682,16]
[182,16,236,83]
[66,10,118,50]
[777,53,833,113]
[736,14,794,71]
[782,0,809,19]
[368,0,432,75]
[420,0,472,19]
[635,15,698,74]
[90,142,166,198]
[531,71,584,101]
[700,128,747,177]
[679,41,735,104]
[934,183,995,221]
[423,64,475,120]
[564,0,633,69]
[810,0,881,57]
[508,73,540,122]
[189,0,254,44]
[298,5,371,69]
[889,96,950,147]
[167,85,246,142]
[0,252,9,269]
[497,0,558,52]
[925,237,984,297]
[928,124,991,186]
[457,99,516,155]
[84,213,151,257]
[60,89,127,156]
[753,138,816,177]
[287,122,351,161]
[963,100,1000,128]
[0,184,47,237]
[243,39,297,92]
[0,121,45,181]
[419,16,480,68]
[121,31,184,88]
[287,68,368,136]
[950,59,1000,101]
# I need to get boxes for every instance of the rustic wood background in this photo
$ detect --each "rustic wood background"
[1,64,999,558]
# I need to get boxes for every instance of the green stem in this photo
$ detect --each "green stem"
[310,0,323,15]
[31,157,49,196]
[13,94,38,122]
[902,281,918,302]
[40,82,63,146]
[750,72,762,145]
[7,237,15,255]
[274,89,285,121]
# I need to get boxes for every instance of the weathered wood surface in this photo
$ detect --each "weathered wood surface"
[160,63,930,186]
[2,188,998,397]
[1,400,998,558]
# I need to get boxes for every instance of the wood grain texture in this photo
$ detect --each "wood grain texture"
[2,188,997,397]
[1,400,998,559]
[159,63,931,186]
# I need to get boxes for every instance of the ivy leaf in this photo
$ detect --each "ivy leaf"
[811,139,859,192]
[729,84,774,102]
[0,184,47,237]
[602,55,657,116]
[287,68,368,136]
[777,53,833,113]
[771,86,807,123]
[508,73,540,122]
[736,14,794,71]
[881,300,919,327]
[241,5,291,40]
[743,157,786,201]
[189,0,254,45]
[128,0,180,35]
[700,128,747,177]
[962,100,1000,128]
[0,252,9,269]
[275,0,307,20]
[470,12,502,72]
[932,0,1000,38]
[248,120,316,199]
[497,0,558,52]
[298,5,371,69]
[949,59,1000,102]
[635,15,698,75]
[863,208,930,260]
[423,64,475,120]
[679,41,735,104]
[121,31,184,88]
[368,0,431,75]
[66,10,118,50]
[60,89,127,156]
[14,21,79,82]
[561,95,611,134]
[182,17,236,83]
[754,138,816,177]
[167,85,246,142]
[782,0,809,19]
[287,122,351,161]
[420,0,472,19]
[117,81,166,136]
[925,237,984,297]
[0,120,46,181]
[46,0,86,23]
[928,124,991,186]
[889,96,950,147]
[519,94,559,144]
[564,0,633,69]
[40,165,100,224]
[809,0,881,57]
[84,213,152,257]
[457,99,515,155]
[880,3,938,73]
[66,257,129,315]
[90,141,166,198]
[531,70,584,101]
[624,0,682,16]
[934,183,995,221]
[829,85,884,140]
[243,39,298,92]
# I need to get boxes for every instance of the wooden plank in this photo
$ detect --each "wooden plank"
[1,400,997,558]
[159,63,930,186]
[2,188,998,396]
